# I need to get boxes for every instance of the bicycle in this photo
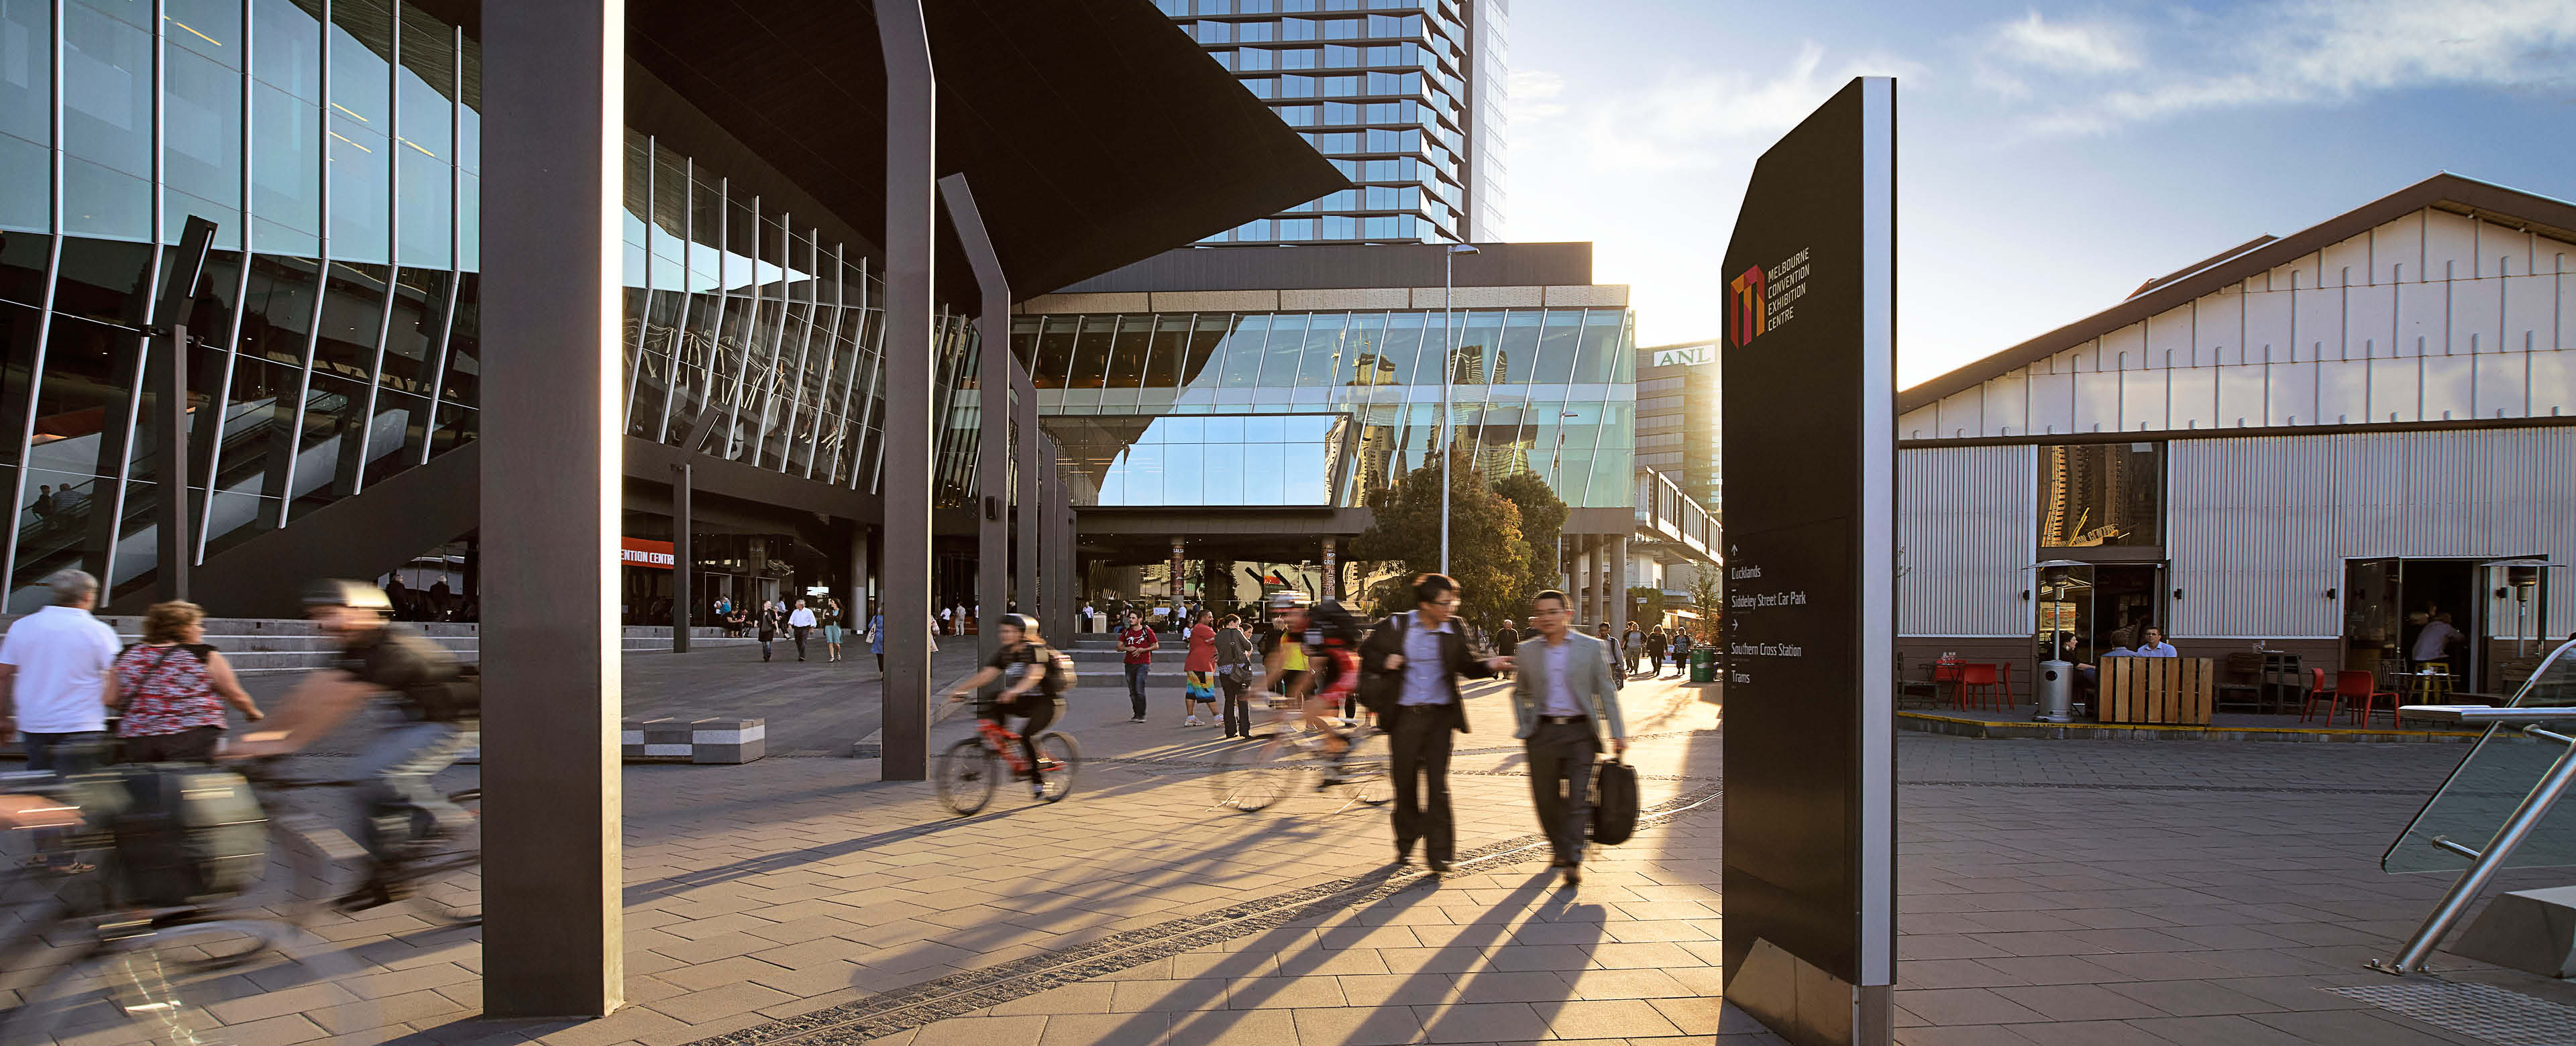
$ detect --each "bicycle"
[229,762,483,929]
[1211,702,1392,813]
[935,715,1081,815]
[0,770,378,1046]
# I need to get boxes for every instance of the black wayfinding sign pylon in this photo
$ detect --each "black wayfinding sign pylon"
[1717,76,1898,1046]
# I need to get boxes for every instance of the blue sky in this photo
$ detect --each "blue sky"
[1499,0,2576,386]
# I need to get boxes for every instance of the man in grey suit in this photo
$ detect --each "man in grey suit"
[1511,589,1628,887]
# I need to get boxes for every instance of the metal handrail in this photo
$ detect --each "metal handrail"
[2372,637,2576,975]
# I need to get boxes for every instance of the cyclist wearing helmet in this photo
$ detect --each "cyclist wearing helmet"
[228,579,474,909]
[944,614,1067,796]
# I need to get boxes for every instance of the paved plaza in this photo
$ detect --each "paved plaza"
[9,669,2576,1046]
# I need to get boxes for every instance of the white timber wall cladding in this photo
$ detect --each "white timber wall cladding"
[1898,445,2035,637]
[1899,208,2576,441]
[2169,428,2576,638]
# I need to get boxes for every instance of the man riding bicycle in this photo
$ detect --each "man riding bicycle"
[944,614,1068,798]
[226,580,476,911]
[1254,591,1366,782]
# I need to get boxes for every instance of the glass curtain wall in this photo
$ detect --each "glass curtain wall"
[614,131,979,509]
[1,1,977,610]
[1010,306,1634,509]
[0,0,484,610]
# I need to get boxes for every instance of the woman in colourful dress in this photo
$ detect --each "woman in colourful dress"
[107,601,264,762]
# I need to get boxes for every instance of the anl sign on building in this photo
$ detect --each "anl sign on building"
[1652,343,1715,367]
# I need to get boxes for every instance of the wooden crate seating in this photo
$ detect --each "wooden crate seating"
[2101,657,2214,725]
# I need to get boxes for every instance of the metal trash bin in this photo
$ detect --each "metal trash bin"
[2035,659,2073,723]
[1689,648,1717,683]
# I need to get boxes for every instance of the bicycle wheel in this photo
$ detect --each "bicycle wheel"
[934,739,998,815]
[3,920,374,1046]
[405,789,482,927]
[176,810,349,971]
[1336,725,1393,807]
[1030,733,1081,803]
[1213,736,1310,812]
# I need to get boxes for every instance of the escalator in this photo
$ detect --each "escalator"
[7,386,476,615]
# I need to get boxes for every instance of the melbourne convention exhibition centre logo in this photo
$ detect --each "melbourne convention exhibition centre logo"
[1727,247,1813,349]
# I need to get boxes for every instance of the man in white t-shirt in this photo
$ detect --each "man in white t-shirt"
[2413,612,2461,671]
[0,569,120,778]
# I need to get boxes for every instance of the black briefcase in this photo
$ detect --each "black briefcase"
[1589,758,1639,846]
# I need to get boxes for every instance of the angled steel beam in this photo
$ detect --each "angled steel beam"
[879,0,936,781]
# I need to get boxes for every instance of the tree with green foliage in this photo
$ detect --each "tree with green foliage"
[1490,470,1569,612]
[1682,565,1725,643]
[1628,585,1666,628]
[1349,451,1529,630]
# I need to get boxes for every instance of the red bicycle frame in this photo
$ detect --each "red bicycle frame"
[978,717,1030,774]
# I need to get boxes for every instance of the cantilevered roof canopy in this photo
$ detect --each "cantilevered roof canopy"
[614,0,1348,298]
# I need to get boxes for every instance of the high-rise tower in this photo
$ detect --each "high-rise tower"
[1161,0,1506,245]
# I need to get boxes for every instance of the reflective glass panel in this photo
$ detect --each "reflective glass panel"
[1066,314,1114,389]
[328,111,391,263]
[1260,312,1307,386]
[165,47,243,243]
[1532,308,1582,384]
[1340,312,1386,387]
[1181,314,1227,388]
[254,0,321,101]
[2037,442,2163,547]
[251,80,322,253]
[1220,313,1269,387]
[1490,309,1538,384]
[1032,314,1077,389]
[1103,314,1149,388]
[1375,311,1424,385]
[0,0,48,148]
[1456,309,1503,384]
[1143,315,1190,387]
[61,4,148,179]
[1572,309,1624,384]
[1297,310,1344,387]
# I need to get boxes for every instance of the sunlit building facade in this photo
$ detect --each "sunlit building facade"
[1159,0,1506,244]
[0,0,980,613]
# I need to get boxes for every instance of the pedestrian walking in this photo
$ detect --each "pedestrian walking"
[1622,622,1646,675]
[1214,614,1256,738]
[1493,619,1519,680]
[1118,610,1157,723]
[939,605,953,636]
[788,599,817,661]
[867,605,885,673]
[1645,628,1669,679]
[1182,609,1220,726]
[1670,628,1693,674]
[0,569,119,870]
[1357,574,1509,873]
[824,598,847,662]
[107,601,265,763]
[1511,589,1628,887]
[1594,623,1627,689]
[757,603,780,661]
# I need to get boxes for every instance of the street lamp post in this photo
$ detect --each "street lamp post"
[1440,243,1479,575]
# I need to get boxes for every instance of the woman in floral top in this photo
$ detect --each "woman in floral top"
[106,601,263,762]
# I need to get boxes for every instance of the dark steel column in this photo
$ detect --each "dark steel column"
[672,463,691,652]
[878,0,935,780]
[1014,361,1038,621]
[480,0,624,1017]
[936,174,1012,664]
[153,217,215,602]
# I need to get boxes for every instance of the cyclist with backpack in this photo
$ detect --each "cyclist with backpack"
[943,614,1071,798]
[226,580,476,911]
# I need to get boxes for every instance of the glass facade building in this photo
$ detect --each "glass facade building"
[1011,306,1635,510]
[1159,0,1503,245]
[0,0,975,610]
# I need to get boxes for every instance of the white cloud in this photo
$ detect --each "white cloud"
[1570,44,1917,172]
[1992,11,2139,73]
[1991,0,2576,135]
[1509,69,1567,124]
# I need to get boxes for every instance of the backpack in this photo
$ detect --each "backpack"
[1025,643,1077,697]
[1303,601,1364,650]
[78,766,268,908]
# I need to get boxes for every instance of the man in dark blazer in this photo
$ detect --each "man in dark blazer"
[1360,573,1511,873]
